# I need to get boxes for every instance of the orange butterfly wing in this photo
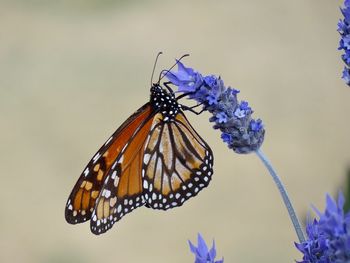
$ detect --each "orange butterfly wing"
[142,111,214,210]
[90,114,155,234]
[90,110,213,234]
[65,104,152,224]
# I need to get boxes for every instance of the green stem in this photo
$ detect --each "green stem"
[255,148,306,243]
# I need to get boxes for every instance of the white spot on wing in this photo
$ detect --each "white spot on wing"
[143,153,151,165]
[84,168,89,177]
[121,143,128,153]
[93,153,101,164]
[114,176,120,187]
[105,136,113,146]
[152,193,157,200]
[103,190,111,198]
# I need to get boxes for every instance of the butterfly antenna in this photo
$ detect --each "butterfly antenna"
[158,54,190,83]
[151,52,163,86]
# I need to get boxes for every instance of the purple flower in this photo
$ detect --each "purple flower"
[250,119,264,132]
[338,20,347,34]
[207,94,219,105]
[189,233,224,263]
[216,112,228,123]
[343,35,350,50]
[342,50,350,64]
[229,87,240,95]
[296,192,350,263]
[234,108,246,118]
[204,75,218,88]
[221,133,232,144]
[164,61,203,93]
[338,0,350,86]
[233,101,251,119]
[342,67,350,85]
[165,61,265,154]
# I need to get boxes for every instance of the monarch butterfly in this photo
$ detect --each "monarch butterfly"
[65,56,214,235]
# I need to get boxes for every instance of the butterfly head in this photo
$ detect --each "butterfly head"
[150,84,180,122]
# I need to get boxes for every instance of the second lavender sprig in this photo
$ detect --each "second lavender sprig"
[338,0,350,86]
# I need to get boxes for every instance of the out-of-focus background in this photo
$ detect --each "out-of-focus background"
[1,0,349,262]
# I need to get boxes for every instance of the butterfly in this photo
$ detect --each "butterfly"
[65,57,214,235]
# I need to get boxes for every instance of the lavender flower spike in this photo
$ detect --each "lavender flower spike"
[338,0,350,86]
[296,192,350,263]
[166,60,305,243]
[165,61,265,154]
[189,233,224,263]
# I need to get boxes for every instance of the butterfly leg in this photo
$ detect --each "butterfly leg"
[181,104,205,115]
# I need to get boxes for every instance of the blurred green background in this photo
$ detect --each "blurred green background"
[1,0,350,262]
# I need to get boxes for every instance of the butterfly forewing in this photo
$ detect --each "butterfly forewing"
[90,114,155,235]
[142,111,214,210]
[65,104,152,224]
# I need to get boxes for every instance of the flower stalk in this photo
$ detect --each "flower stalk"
[255,148,306,243]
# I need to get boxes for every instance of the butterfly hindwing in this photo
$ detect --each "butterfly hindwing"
[142,111,214,210]
[90,113,155,235]
[65,104,152,224]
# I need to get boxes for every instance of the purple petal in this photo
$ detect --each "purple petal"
[188,240,197,254]
[311,204,322,218]
[197,233,209,258]
[326,194,338,214]
[208,240,217,260]
[337,191,345,210]
[164,71,182,86]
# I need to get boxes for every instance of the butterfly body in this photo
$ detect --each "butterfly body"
[150,84,180,122]
[65,81,213,235]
